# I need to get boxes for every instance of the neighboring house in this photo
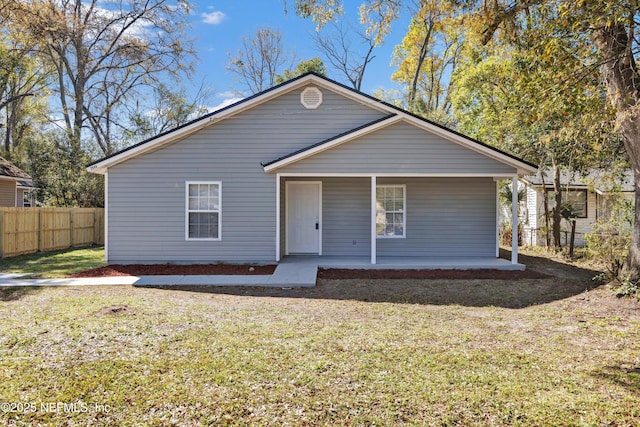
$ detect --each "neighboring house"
[88,73,537,266]
[521,169,634,246]
[17,180,36,207]
[0,157,35,207]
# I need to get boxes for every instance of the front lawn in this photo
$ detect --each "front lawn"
[0,246,105,278]
[0,253,639,426]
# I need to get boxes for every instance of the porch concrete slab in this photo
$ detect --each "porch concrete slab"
[284,256,526,271]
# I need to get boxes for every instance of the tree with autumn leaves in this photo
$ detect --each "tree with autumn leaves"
[295,0,639,276]
[0,0,197,206]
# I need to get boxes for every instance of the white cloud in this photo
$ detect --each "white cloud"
[202,10,226,25]
[209,97,244,112]
[217,91,240,98]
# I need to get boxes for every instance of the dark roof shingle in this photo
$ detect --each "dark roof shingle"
[0,157,31,180]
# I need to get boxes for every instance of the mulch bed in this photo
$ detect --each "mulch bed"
[317,268,549,280]
[70,264,277,277]
[71,263,548,280]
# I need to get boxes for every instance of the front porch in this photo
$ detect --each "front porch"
[280,255,525,271]
[276,175,523,268]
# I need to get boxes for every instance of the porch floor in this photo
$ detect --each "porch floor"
[280,256,526,271]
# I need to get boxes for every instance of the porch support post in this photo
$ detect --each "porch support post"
[495,179,499,258]
[511,176,518,264]
[371,175,377,265]
[104,171,108,262]
[275,174,281,262]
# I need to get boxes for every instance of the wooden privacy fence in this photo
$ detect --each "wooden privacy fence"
[0,208,104,258]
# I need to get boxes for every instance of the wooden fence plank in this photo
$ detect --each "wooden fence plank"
[0,207,104,258]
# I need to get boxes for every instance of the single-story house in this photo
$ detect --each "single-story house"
[521,169,634,246]
[0,157,35,207]
[88,73,537,268]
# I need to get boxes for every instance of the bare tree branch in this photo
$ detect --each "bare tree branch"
[313,21,376,90]
[4,0,195,154]
[227,28,293,94]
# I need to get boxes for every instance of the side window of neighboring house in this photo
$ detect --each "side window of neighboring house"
[186,182,221,240]
[23,191,32,207]
[546,189,587,218]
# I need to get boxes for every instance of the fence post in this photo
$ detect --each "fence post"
[69,209,75,248]
[38,208,44,252]
[569,220,577,258]
[0,210,4,258]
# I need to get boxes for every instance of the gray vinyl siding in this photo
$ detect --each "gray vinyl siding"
[107,85,387,263]
[278,122,516,175]
[16,189,24,207]
[377,177,496,257]
[0,180,16,206]
[322,178,370,256]
[282,177,494,258]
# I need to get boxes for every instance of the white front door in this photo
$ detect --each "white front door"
[286,182,321,254]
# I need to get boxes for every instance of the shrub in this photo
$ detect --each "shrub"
[614,278,640,302]
[499,222,522,246]
[585,193,633,283]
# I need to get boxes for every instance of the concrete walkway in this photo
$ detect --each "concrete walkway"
[0,261,319,288]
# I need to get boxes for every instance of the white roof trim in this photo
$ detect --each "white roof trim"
[263,115,402,172]
[278,173,518,178]
[87,73,536,176]
[0,175,25,182]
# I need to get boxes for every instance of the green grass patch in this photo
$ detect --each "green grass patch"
[0,246,105,278]
[0,277,639,426]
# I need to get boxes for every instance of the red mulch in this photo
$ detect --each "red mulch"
[70,264,277,277]
[317,268,549,280]
[71,263,549,280]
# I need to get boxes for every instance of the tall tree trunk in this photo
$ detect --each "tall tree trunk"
[618,113,640,279]
[539,168,551,247]
[552,161,562,248]
[593,22,640,278]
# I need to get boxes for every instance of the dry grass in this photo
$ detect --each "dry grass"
[0,251,639,426]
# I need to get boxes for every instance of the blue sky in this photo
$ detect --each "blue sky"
[186,1,411,110]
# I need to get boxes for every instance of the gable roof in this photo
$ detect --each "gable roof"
[0,157,31,181]
[261,114,398,168]
[88,72,537,175]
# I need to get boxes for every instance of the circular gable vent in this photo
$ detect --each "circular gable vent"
[301,87,323,109]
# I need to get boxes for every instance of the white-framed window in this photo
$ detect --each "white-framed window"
[546,189,587,218]
[376,184,406,238]
[186,181,221,240]
[23,191,33,207]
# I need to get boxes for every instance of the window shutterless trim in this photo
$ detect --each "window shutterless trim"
[375,184,406,238]
[545,188,588,219]
[185,181,222,241]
